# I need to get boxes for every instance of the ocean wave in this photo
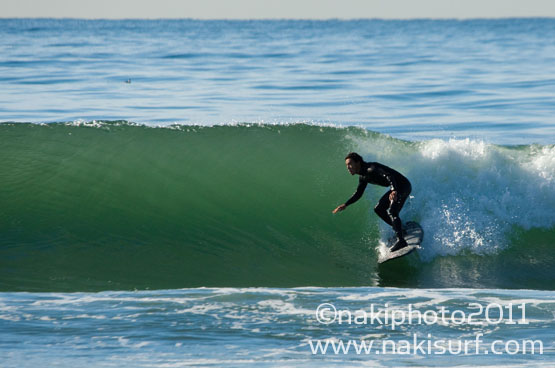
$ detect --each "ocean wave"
[0,121,553,291]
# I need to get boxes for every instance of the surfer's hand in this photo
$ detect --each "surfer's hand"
[389,191,398,202]
[332,204,346,214]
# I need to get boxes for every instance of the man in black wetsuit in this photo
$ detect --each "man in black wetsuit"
[332,152,412,252]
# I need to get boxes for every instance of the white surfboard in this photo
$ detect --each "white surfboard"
[378,221,423,264]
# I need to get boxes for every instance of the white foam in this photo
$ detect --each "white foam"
[256,299,314,316]
[0,314,21,322]
[350,135,555,260]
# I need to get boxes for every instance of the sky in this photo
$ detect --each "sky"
[1,0,555,19]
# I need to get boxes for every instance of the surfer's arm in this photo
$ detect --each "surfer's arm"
[385,171,399,201]
[344,179,367,207]
[374,164,399,191]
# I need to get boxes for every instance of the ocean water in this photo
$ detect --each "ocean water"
[0,19,554,367]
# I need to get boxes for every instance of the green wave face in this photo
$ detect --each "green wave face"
[1,122,554,291]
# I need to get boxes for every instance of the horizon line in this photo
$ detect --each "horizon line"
[2,16,554,21]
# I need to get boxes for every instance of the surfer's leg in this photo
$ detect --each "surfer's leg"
[389,182,412,251]
[374,191,393,226]
[388,200,405,239]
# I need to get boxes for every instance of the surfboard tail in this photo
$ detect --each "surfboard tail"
[379,222,423,264]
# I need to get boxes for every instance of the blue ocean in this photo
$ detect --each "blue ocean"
[0,18,554,367]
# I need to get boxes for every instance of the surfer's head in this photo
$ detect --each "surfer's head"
[345,152,363,175]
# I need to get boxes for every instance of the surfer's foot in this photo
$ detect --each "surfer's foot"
[390,238,408,252]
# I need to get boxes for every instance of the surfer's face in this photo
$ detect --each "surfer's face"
[345,158,360,175]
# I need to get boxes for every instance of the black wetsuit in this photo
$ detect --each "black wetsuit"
[344,161,412,241]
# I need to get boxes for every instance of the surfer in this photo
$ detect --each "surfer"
[332,152,412,252]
